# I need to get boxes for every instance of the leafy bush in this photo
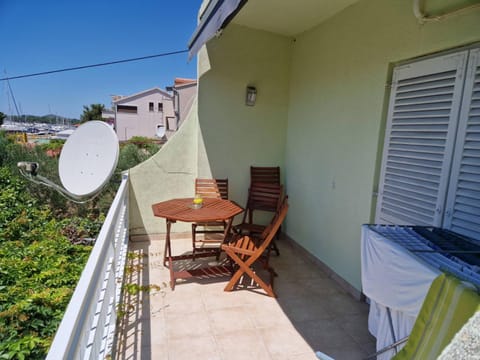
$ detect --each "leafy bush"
[0,167,91,360]
[0,131,161,358]
[59,214,105,244]
[0,132,67,217]
[117,143,148,171]
[37,139,65,152]
[127,136,160,156]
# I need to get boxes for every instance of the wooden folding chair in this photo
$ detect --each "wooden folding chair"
[250,166,281,185]
[191,178,228,259]
[234,182,283,256]
[222,197,288,297]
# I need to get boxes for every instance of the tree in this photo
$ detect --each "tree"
[0,112,6,126]
[80,104,105,123]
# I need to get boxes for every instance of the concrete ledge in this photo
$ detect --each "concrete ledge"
[283,233,364,301]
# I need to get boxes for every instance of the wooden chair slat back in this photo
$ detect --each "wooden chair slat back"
[195,178,228,199]
[250,166,281,185]
[247,183,283,213]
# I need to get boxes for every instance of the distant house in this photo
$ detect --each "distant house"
[110,88,175,141]
[102,80,197,141]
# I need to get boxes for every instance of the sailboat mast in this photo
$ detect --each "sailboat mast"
[4,70,22,120]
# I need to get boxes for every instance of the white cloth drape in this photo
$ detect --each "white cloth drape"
[361,225,440,359]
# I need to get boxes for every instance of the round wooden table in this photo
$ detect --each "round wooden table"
[152,198,243,289]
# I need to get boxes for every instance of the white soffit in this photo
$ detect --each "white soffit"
[232,0,360,36]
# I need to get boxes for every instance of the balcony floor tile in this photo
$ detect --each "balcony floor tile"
[115,235,375,360]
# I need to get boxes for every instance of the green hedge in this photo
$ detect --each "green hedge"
[0,168,91,360]
[0,130,160,359]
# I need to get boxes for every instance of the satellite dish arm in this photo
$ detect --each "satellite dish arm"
[17,121,119,203]
[17,162,100,203]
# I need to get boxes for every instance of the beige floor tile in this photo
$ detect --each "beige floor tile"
[164,311,212,340]
[276,261,328,282]
[150,321,168,347]
[208,306,255,335]
[322,293,370,316]
[117,236,375,360]
[274,279,318,300]
[135,346,153,360]
[162,288,205,316]
[336,313,376,345]
[359,340,377,357]
[245,302,293,328]
[260,325,314,358]
[293,318,354,350]
[304,277,345,296]
[167,335,222,360]
[201,286,249,311]
[216,329,272,360]
[285,352,320,360]
[279,296,333,322]
[234,288,279,306]
[317,343,366,360]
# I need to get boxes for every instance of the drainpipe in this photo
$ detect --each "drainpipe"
[413,0,480,24]
[166,86,180,130]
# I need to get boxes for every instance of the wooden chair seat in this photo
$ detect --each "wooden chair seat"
[222,198,288,297]
[233,182,283,256]
[235,223,266,235]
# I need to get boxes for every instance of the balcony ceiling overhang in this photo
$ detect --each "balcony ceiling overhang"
[188,0,360,59]
[188,0,248,59]
[232,0,360,36]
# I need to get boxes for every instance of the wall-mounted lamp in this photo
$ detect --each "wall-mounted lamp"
[245,86,257,106]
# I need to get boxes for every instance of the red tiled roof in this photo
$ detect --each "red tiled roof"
[174,78,197,85]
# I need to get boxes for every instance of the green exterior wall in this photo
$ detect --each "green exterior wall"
[128,97,214,236]
[197,0,480,291]
[198,25,292,205]
[128,0,479,290]
[285,0,480,290]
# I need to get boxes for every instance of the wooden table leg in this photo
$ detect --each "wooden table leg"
[163,222,169,267]
[223,218,233,242]
[215,217,234,260]
[164,219,176,290]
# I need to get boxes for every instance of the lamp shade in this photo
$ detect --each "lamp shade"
[246,86,257,106]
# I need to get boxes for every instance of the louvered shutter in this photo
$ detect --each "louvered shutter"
[376,52,468,226]
[443,49,480,240]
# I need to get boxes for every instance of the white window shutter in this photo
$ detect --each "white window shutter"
[376,52,468,226]
[443,49,480,240]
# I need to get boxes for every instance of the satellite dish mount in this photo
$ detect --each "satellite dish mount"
[18,121,119,203]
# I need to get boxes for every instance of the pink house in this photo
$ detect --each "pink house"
[112,88,174,141]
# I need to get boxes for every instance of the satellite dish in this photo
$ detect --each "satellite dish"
[59,121,119,197]
[156,125,166,138]
[17,121,119,202]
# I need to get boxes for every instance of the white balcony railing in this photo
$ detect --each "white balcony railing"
[46,173,129,360]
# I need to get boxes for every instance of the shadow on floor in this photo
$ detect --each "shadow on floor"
[114,235,376,360]
[114,241,153,360]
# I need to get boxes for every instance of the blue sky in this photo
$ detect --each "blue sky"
[0,0,203,119]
